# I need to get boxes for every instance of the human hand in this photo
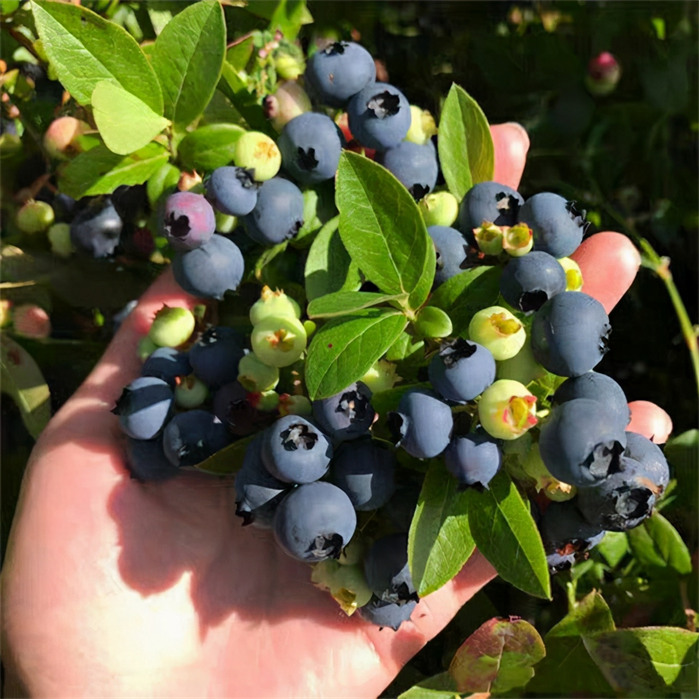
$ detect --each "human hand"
[1,123,671,699]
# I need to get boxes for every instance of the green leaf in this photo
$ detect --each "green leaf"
[91,81,170,155]
[150,0,226,130]
[595,530,630,569]
[428,266,501,336]
[408,459,476,597]
[304,309,407,400]
[193,434,255,475]
[627,511,693,577]
[219,62,273,134]
[31,0,162,113]
[437,83,494,200]
[307,291,401,319]
[336,151,435,311]
[248,0,313,40]
[585,627,698,693]
[1,334,51,439]
[58,143,170,199]
[304,216,360,301]
[146,162,181,208]
[177,123,246,172]
[466,470,550,599]
[398,673,459,699]
[449,617,546,694]
[525,591,616,696]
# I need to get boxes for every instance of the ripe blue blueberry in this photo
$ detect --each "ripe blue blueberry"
[623,431,670,492]
[538,397,627,487]
[458,181,523,246]
[162,191,216,251]
[444,430,502,489]
[347,82,411,151]
[377,140,439,200]
[304,41,376,106]
[427,225,468,285]
[517,192,589,258]
[140,346,192,387]
[262,414,333,484]
[162,409,232,468]
[206,166,258,216]
[112,376,173,440]
[499,250,567,314]
[330,437,396,510]
[70,198,123,257]
[272,481,357,562]
[358,596,417,631]
[363,533,418,604]
[242,177,305,245]
[576,455,664,532]
[531,292,611,377]
[234,433,290,527]
[428,338,496,404]
[124,435,180,482]
[189,326,246,389]
[552,371,630,432]
[278,112,342,184]
[388,388,453,459]
[172,234,245,300]
[312,381,376,443]
[538,500,605,573]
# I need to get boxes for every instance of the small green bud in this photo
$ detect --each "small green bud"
[311,560,372,616]
[405,105,438,145]
[148,305,196,348]
[558,257,584,291]
[473,222,503,255]
[215,210,237,233]
[522,442,576,501]
[413,305,453,339]
[249,285,301,326]
[502,223,533,257]
[418,191,459,227]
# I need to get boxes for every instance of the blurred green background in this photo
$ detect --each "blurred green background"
[1,1,697,693]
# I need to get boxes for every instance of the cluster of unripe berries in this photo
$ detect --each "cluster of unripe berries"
[103,39,670,629]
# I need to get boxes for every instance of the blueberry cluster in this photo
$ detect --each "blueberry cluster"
[106,39,672,630]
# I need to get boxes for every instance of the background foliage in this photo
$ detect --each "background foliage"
[1,1,697,696]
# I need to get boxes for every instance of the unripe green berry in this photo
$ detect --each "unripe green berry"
[413,305,453,339]
[16,200,55,234]
[248,389,280,412]
[215,211,237,233]
[278,393,312,417]
[264,80,312,132]
[558,257,584,291]
[311,560,372,616]
[418,191,459,227]
[47,222,74,257]
[468,306,526,361]
[251,314,307,367]
[234,131,281,182]
[237,352,279,392]
[337,536,366,566]
[478,379,538,441]
[496,336,546,385]
[360,359,400,394]
[148,305,196,348]
[405,105,438,145]
[249,285,301,326]
[502,223,534,257]
[473,222,503,255]
[138,336,159,360]
[174,374,209,409]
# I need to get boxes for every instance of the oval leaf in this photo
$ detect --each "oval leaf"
[31,0,162,113]
[194,435,254,475]
[58,143,170,199]
[178,123,246,172]
[466,469,551,599]
[1,334,51,439]
[92,81,170,155]
[449,617,546,694]
[150,0,226,130]
[304,309,407,400]
[307,291,401,319]
[626,511,693,576]
[408,459,476,597]
[336,151,435,311]
[438,83,494,200]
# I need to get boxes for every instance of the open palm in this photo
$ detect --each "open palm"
[1,124,668,698]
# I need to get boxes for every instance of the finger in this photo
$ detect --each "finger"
[627,400,673,444]
[490,122,530,191]
[570,231,641,314]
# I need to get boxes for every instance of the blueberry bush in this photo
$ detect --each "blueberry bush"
[1,1,697,696]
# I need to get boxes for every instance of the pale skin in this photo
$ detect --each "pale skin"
[1,124,671,698]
